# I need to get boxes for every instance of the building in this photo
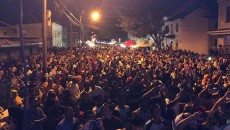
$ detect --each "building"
[208,0,230,54]
[164,0,217,54]
[0,22,68,59]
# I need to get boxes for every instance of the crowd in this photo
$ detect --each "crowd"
[0,45,229,130]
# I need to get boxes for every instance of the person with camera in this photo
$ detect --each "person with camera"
[102,104,124,130]
[82,110,104,130]
[144,102,166,130]
[24,97,47,130]
[56,106,81,130]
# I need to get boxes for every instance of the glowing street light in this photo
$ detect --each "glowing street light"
[91,11,100,21]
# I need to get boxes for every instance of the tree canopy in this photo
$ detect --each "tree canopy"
[117,0,185,46]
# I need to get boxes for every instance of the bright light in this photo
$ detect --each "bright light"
[91,11,100,21]
[120,44,126,48]
[208,57,212,61]
[88,43,95,47]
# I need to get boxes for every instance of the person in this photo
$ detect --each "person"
[115,95,130,124]
[132,98,151,123]
[44,99,65,130]
[24,97,47,130]
[0,106,24,130]
[102,104,124,130]
[130,114,145,130]
[176,112,202,130]
[82,110,104,130]
[144,103,165,130]
[67,77,81,100]
[60,90,77,108]
[1,44,230,130]
[8,90,23,108]
[56,106,81,130]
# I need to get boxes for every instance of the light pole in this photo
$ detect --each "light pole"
[69,21,73,52]
[42,0,47,70]
[79,15,82,47]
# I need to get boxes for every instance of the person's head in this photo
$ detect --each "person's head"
[72,77,77,84]
[10,90,18,98]
[182,108,192,115]
[84,110,95,120]
[131,115,145,130]
[47,90,57,100]
[61,89,71,99]
[81,91,89,101]
[65,106,74,121]
[139,98,148,110]
[84,81,90,91]
[117,95,126,106]
[182,112,196,130]
[53,99,60,107]
[76,75,82,82]
[29,97,39,108]
[94,96,104,106]
[149,103,161,120]
[40,76,47,83]
[48,78,53,84]
[103,104,114,118]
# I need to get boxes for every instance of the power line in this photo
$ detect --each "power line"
[105,4,147,11]
[7,0,39,23]
[59,0,82,24]
[0,21,19,30]
[0,20,37,37]
[54,0,86,33]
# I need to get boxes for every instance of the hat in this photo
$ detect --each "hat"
[11,89,18,93]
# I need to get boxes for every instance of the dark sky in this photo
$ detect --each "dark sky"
[0,0,186,24]
[0,0,217,40]
[0,0,218,23]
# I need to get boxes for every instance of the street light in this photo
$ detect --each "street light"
[91,11,100,21]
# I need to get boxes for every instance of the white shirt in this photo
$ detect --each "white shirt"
[144,120,164,130]
[91,86,104,97]
[67,83,81,100]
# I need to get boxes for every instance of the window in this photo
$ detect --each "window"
[227,7,230,22]
[176,23,179,32]
[171,24,173,33]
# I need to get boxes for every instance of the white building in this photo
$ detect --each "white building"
[0,22,68,47]
[164,0,217,54]
[208,0,230,54]
[0,22,68,59]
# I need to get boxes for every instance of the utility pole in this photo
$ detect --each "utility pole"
[79,15,82,47]
[19,0,27,86]
[19,0,28,130]
[42,0,47,70]
[69,21,73,53]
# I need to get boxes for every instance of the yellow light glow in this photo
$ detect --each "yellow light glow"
[91,11,100,21]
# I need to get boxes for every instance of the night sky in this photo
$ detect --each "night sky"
[0,0,217,40]
[0,0,187,25]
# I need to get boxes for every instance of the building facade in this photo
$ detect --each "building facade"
[208,0,230,54]
[164,0,217,54]
[0,22,68,59]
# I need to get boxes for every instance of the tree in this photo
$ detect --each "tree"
[117,0,184,48]
[118,12,169,48]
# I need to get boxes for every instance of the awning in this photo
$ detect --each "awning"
[0,42,42,48]
[135,42,152,48]
[124,40,136,47]
[165,34,175,38]
[207,29,230,35]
